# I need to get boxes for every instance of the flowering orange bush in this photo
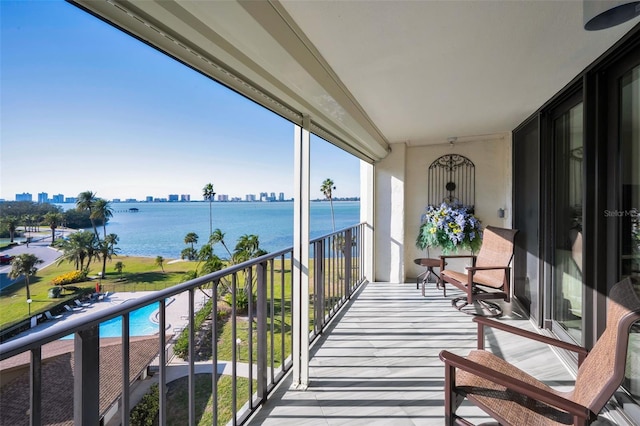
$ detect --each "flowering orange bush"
[52,270,87,286]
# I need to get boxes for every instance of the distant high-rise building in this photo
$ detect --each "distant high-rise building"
[16,192,32,202]
[217,194,229,202]
[52,194,64,203]
[180,194,190,202]
[279,192,285,201]
[37,192,48,204]
[168,194,179,202]
[125,198,137,203]
[112,198,121,203]
[65,197,77,203]
[246,194,256,202]
[146,196,153,202]
[259,192,268,202]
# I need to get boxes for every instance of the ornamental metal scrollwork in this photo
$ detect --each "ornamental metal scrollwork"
[428,154,475,208]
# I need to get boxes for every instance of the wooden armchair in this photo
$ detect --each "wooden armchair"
[439,277,640,425]
[439,226,518,317]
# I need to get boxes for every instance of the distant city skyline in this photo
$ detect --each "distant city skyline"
[6,190,358,204]
[0,1,361,202]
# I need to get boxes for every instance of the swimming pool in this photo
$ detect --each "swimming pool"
[61,302,159,339]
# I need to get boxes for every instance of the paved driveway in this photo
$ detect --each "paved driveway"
[0,235,63,291]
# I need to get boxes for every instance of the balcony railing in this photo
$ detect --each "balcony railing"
[0,223,367,426]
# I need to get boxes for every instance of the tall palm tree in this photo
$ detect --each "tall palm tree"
[8,253,43,313]
[91,198,113,238]
[43,212,64,245]
[76,190,99,238]
[321,178,337,232]
[203,183,216,237]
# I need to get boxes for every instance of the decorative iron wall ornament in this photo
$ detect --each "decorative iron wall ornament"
[428,154,475,208]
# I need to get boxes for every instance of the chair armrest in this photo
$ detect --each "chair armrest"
[473,317,588,365]
[465,265,510,271]
[439,350,591,420]
[440,255,476,260]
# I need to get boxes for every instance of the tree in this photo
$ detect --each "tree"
[202,183,216,238]
[1,215,19,242]
[8,253,43,313]
[184,232,198,251]
[209,228,233,257]
[321,178,337,232]
[91,198,113,239]
[99,233,120,278]
[155,256,165,273]
[43,212,64,245]
[114,261,125,278]
[76,190,99,238]
[55,230,97,271]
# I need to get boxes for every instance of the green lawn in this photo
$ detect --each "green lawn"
[0,256,196,329]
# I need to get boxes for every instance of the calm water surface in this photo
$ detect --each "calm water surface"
[58,201,359,259]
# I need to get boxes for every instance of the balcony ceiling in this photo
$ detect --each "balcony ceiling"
[72,0,639,161]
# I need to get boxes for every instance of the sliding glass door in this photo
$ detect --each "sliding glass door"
[551,100,584,344]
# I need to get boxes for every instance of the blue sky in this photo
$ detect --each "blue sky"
[0,0,361,201]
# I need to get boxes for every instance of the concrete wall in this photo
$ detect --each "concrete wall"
[374,133,512,283]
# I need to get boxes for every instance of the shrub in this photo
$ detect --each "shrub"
[130,383,158,426]
[51,270,87,286]
[173,299,214,359]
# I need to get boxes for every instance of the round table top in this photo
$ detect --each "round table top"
[413,258,440,267]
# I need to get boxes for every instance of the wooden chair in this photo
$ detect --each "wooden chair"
[439,277,640,425]
[439,226,518,317]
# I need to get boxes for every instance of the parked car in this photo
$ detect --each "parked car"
[0,254,15,265]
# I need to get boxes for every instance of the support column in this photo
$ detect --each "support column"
[74,326,100,425]
[292,115,311,389]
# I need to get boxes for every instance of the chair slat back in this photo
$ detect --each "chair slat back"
[573,277,640,413]
[474,226,518,287]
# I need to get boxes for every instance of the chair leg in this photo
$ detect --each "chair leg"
[452,297,502,317]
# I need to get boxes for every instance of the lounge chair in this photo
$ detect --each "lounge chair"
[74,299,91,308]
[64,304,83,313]
[44,311,63,320]
[439,277,640,425]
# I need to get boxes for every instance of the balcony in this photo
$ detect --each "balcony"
[0,223,589,426]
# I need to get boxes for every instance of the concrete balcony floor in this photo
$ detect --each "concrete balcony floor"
[248,281,576,425]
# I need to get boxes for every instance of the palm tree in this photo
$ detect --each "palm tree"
[55,230,97,271]
[203,183,216,237]
[155,255,165,273]
[76,191,99,238]
[91,198,113,238]
[209,228,233,257]
[43,212,64,245]
[321,178,337,232]
[114,261,125,278]
[184,232,199,250]
[8,253,43,314]
[1,216,19,242]
[99,233,120,278]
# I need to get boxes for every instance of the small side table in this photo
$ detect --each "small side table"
[413,258,445,297]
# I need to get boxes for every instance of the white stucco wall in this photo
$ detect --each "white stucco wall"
[404,133,512,281]
[374,143,406,283]
[373,133,513,283]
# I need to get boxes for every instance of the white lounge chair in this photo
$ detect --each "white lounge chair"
[64,304,83,313]
[44,311,63,320]
[74,299,91,308]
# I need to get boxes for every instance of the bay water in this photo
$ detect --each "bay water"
[58,201,359,259]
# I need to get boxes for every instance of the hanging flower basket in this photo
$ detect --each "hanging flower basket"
[416,202,482,254]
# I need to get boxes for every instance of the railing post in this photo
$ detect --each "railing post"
[314,240,324,334]
[30,347,42,426]
[74,326,100,425]
[344,229,352,298]
[257,261,268,403]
